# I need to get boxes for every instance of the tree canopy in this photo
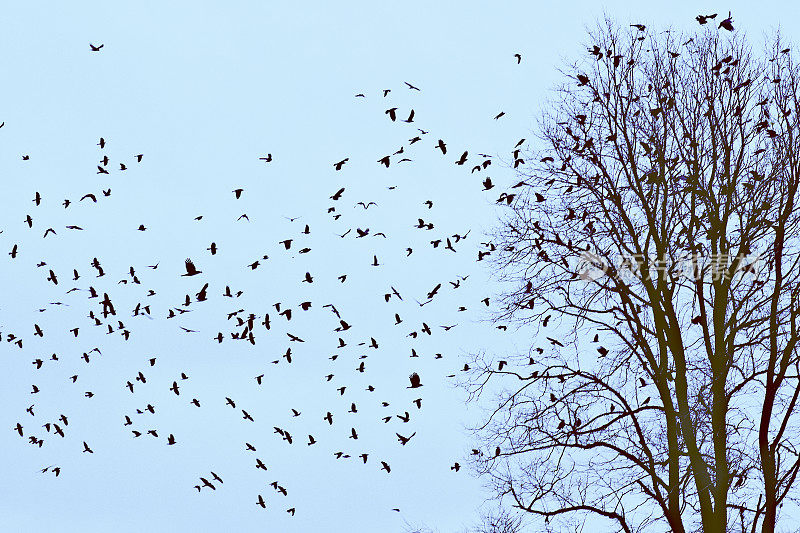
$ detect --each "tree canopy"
[468,19,800,533]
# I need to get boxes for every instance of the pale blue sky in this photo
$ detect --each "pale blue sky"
[0,2,797,532]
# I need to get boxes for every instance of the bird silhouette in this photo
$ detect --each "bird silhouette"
[719,12,734,31]
[696,13,717,24]
[396,432,416,445]
[182,259,202,277]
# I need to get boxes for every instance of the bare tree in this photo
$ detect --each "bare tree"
[467,19,800,533]
[470,507,526,533]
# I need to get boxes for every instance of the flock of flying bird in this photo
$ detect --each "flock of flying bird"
[0,41,546,520]
[4,13,739,522]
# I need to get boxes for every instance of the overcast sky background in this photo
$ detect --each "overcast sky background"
[0,2,798,532]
